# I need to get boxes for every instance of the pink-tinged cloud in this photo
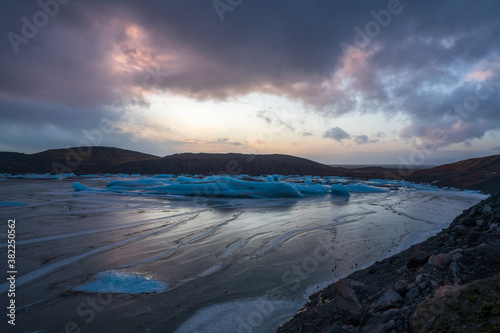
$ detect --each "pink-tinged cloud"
[1,0,500,153]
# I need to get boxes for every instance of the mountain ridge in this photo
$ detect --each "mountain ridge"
[0,146,159,174]
[0,147,498,194]
[408,154,500,194]
[110,152,353,177]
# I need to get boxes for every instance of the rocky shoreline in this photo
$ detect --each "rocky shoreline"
[277,193,500,332]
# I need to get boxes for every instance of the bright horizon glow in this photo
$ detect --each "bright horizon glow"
[103,92,498,165]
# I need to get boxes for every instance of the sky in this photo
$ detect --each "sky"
[1,0,500,165]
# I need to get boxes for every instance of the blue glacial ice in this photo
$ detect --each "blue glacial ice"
[0,173,76,180]
[345,183,390,193]
[106,178,173,188]
[329,184,351,197]
[73,270,167,294]
[71,174,477,199]
[267,174,281,182]
[113,176,306,198]
[0,202,28,207]
[74,175,348,198]
[151,174,176,179]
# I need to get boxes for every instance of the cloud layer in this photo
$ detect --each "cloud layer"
[1,0,500,153]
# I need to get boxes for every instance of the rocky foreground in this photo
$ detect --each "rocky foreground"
[277,193,500,332]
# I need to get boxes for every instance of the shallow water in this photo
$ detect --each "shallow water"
[0,177,487,332]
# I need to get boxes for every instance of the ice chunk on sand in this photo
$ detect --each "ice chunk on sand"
[266,174,281,182]
[0,202,28,207]
[73,270,167,294]
[330,184,351,197]
[75,176,406,199]
[146,176,304,198]
[346,183,389,193]
[73,182,97,192]
[294,180,330,196]
[106,178,173,188]
[152,174,175,178]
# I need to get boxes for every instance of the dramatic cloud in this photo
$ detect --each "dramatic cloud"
[324,127,351,143]
[1,0,500,155]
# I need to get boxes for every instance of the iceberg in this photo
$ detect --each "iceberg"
[294,179,330,196]
[70,175,427,199]
[267,174,281,182]
[106,178,173,188]
[152,174,176,179]
[73,270,167,294]
[67,173,427,199]
[0,202,28,207]
[73,182,98,192]
[73,182,126,194]
[2,173,75,180]
[346,183,389,193]
[28,174,49,179]
[330,184,351,197]
[146,176,304,198]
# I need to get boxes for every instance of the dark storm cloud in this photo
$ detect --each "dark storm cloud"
[1,0,500,151]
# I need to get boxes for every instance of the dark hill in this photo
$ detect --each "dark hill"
[408,154,500,194]
[1,147,499,194]
[111,153,352,177]
[0,147,159,174]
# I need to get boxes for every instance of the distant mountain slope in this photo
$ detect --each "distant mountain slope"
[409,154,500,193]
[1,146,498,194]
[0,147,159,174]
[33,147,159,165]
[112,153,352,177]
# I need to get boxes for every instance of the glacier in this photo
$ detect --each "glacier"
[68,174,483,199]
[71,175,407,198]
[0,201,28,207]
